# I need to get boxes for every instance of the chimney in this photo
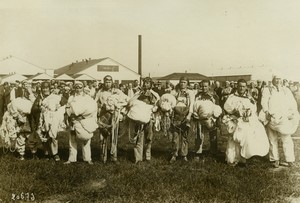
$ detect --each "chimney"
[138,35,142,76]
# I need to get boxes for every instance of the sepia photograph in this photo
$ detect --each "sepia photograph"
[0,0,299,202]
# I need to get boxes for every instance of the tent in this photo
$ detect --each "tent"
[1,73,27,84]
[73,74,96,81]
[55,73,74,81]
[0,55,45,76]
[26,73,53,81]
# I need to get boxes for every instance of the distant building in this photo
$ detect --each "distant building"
[54,57,140,84]
[208,66,273,84]
[209,74,252,84]
[157,72,209,85]
[0,55,46,77]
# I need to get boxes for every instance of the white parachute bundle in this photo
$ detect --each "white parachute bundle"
[158,93,176,112]
[8,97,33,116]
[127,100,153,124]
[41,94,62,112]
[193,100,222,120]
[265,89,299,135]
[105,94,125,112]
[69,95,97,118]
[39,106,66,139]
[0,111,19,146]
[73,117,98,141]
[220,115,238,135]
[268,110,300,135]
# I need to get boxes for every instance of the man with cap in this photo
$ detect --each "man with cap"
[153,81,165,96]
[130,77,160,163]
[194,79,221,160]
[220,81,232,108]
[256,80,263,113]
[261,74,299,168]
[64,81,96,164]
[15,81,35,102]
[125,82,136,98]
[223,79,269,166]
[3,82,11,112]
[95,75,129,163]
[31,81,65,161]
[169,76,195,163]
[133,79,141,92]
[165,80,174,94]
[214,80,223,100]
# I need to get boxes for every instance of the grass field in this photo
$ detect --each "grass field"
[0,123,300,203]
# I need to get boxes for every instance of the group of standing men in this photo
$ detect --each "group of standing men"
[0,73,299,168]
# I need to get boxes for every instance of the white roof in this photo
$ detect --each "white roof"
[26,73,53,81]
[55,73,74,80]
[1,73,27,84]
[0,56,45,75]
[73,74,96,80]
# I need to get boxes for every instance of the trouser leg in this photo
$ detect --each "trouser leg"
[99,133,108,163]
[68,131,78,162]
[134,130,144,162]
[82,138,92,162]
[235,142,246,163]
[171,130,180,157]
[195,122,204,155]
[50,137,59,156]
[281,134,295,162]
[110,127,118,162]
[27,132,39,154]
[209,128,218,155]
[144,122,153,160]
[266,126,279,162]
[16,134,26,156]
[180,129,189,157]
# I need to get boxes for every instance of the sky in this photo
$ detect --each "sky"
[1,0,300,80]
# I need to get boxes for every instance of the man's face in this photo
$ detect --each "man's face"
[134,80,139,87]
[42,86,50,96]
[202,82,210,93]
[75,85,83,94]
[104,79,113,89]
[237,82,247,95]
[128,83,133,88]
[179,80,188,89]
[144,81,151,89]
[215,81,220,87]
[272,77,281,87]
[22,82,30,89]
[257,81,262,87]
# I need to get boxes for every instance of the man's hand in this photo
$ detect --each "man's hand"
[265,111,271,120]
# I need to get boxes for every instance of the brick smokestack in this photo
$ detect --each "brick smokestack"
[138,35,142,76]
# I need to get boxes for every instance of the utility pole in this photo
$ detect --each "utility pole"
[138,35,142,85]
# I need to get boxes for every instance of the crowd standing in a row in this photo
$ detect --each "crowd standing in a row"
[0,75,299,168]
